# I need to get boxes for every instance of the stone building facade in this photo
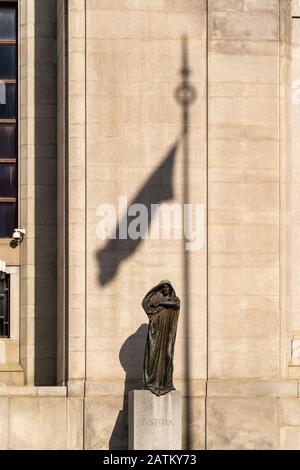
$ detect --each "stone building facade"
[0,0,300,450]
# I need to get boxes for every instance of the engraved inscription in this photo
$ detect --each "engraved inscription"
[142,418,174,426]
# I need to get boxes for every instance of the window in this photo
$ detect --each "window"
[0,3,17,238]
[0,271,9,337]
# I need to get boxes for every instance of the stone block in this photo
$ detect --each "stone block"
[280,398,300,426]
[87,11,146,39]
[0,398,9,450]
[37,386,67,397]
[209,54,278,83]
[9,397,67,450]
[6,386,37,396]
[244,0,278,12]
[207,397,279,450]
[68,379,85,397]
[129,390,181,450]
[209,12,278,41]
[67,398,84,449]
[280,427,300,450]
[0,364,25,386]
[167,0,206,12]
[208,342,279,380]
[85,396,127,450]
[291,337,300,365]
[208,380,298,398]
[182,396,205,450]
[210,0,244,11]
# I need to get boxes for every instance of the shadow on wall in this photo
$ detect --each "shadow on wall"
[34,0,58,385]
[109,324,148,450]
[97,36,195,449]
[96,142,179,286]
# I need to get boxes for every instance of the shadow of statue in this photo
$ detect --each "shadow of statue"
[109,324,148,450]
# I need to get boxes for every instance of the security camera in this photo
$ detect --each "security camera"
[12,228,26,244]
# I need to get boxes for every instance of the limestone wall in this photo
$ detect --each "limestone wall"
[2,0,300,451]
[0,382,300,449]
[17,0,58,385]
[86,0,207,386]
[284,0,300,379]
[63,0,300,450]
[0,387,82,450]
[66,0,207,449]
[208,0,280,381]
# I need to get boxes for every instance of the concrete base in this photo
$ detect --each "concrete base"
[128,390,182,450]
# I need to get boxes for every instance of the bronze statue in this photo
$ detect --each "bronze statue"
[142,280,180,396]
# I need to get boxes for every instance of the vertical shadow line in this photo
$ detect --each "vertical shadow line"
[181,36,191,451]
[64,0,70,387]
[83,0,87,451]
[277,0,282,385]
[84,0,87,384]
[205,0,209,452]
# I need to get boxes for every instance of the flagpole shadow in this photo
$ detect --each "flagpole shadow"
[96,36,196,450]
[175,34,196,450]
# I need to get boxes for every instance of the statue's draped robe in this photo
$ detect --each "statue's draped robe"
[142,283,180,396]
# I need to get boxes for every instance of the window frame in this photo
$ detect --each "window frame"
[0,1,18,237]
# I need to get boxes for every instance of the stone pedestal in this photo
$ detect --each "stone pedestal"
[128,390,181,450]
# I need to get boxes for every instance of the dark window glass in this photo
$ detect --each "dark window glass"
[0,7,16,40]
[0,45,16,79]
[0,202,16,237]
[0,273,9,338]
[0,125,16,157]
[0,164,16,197]
[0,5,17,240]
[0,83,16,119]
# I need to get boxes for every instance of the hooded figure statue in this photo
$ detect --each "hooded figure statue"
[142,280,180,396]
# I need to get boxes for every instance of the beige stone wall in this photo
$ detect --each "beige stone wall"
[280,0,291,380]
[0,387,82,450]
[206,379,300,450]
[61,0,300,450]
[19,0,34,385]
[208,0,281,380]
[2,0,300,451]
[83,0,207,449]
[283,0,300,380]
[18,0,58,386]
[85,0,207,379]
[1,383,300,449]
[67,0,87,391]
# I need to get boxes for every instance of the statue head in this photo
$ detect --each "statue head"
[159,279,172,297]
[161,284,171,296]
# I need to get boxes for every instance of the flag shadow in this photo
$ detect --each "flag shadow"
[96,141,179,286]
